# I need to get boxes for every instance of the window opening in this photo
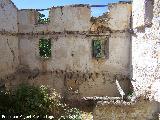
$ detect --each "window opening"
[91,7,107,17]
[37,10,50,24]
[39,38,51,58]
[92,39,103,58]
[92,38,109,59]
[145,0,154,26]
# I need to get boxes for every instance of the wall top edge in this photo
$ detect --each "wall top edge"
[16,3,131,11]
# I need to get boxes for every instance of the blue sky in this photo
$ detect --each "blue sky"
[12,0,130,17]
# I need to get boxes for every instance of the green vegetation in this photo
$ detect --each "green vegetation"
[127,91,133,97]
[39,38,51,58]
[92,39,103,58]
[38,13,50,24]
[0,84,82,120]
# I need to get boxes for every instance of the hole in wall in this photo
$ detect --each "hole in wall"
[92,38,109,59]
[92,39,104,59]
[91,7,108,17]
[39,38,51,58]
[145,0,154,26]
[37,10,50,24]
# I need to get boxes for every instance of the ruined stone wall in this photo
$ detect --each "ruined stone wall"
[0,1,132,99]
[0,0,19,78]
[49,5,91,32]
[132,0,160,102]
[0,1,160,119]
[15,3,132,98]
[93,99,160,120]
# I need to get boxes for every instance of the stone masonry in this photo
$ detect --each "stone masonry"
[0,0,159,119]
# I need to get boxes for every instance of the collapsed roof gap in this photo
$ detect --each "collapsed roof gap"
[91,6,109,17]
[37,10,50,24]
[37,10,50,19]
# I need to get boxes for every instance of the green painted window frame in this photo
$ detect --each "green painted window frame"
[39,38,51,58]
[92,39,103,58]
[92,38,109,59]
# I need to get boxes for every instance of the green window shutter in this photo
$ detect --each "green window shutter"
[92,38,109,59]
[92,39,103,58]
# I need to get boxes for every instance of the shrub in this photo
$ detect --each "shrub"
[60,108,82,120]
[38,13,50,24]
[0,90,14,115]
[13,85,54,118]
[0,84,82,120]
